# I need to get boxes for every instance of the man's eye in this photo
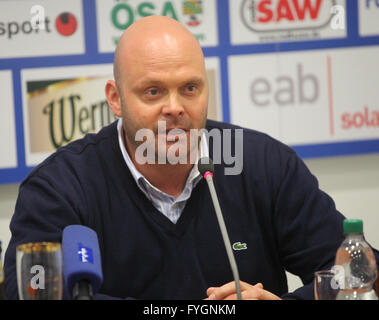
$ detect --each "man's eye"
[183,85,197,94]
[147,88,159,95]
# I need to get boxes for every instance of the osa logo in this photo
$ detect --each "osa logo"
[182,1,203,27]
[109,1,205,45]
[111,1,178,31]
[241,0,338,32]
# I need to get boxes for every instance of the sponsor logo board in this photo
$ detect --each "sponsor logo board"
[204,57,223,122]
[359,0,379,37]
[21,64,115,166]
[0,70,17,169]
[230,0,346,45]
[95,0,218,52]
[0,0,84,59]
[330,47,379,140]
[228,46,379,145]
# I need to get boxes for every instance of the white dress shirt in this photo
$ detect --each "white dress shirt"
[117,119,209,224]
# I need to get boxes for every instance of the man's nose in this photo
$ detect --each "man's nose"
[161,94,184,118]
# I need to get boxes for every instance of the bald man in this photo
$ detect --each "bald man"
[106,16,209,199]
[104,16,279,300]
[5,16,373,300]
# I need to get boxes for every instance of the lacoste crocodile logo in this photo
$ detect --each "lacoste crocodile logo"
[232,242,247,251]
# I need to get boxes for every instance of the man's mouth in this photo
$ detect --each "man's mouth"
[165,128,188,140]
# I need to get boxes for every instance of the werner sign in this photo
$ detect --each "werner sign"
[21,64,114,166]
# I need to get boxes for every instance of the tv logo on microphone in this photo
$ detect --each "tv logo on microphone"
[77,244,94,264]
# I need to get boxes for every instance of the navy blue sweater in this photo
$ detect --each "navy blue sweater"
[5,120,376,300]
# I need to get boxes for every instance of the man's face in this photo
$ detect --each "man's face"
[117,39,209,163]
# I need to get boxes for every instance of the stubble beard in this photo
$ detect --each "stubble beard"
[120,102,207,166]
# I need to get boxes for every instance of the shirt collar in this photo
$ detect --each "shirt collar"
[117,118,209,194]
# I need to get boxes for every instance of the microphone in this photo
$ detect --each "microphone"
[62,225,103,300]
[197,157,242,300]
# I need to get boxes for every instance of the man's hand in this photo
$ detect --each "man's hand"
[205,281,282,300]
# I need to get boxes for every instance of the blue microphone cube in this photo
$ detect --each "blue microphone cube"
[62,225,103,297]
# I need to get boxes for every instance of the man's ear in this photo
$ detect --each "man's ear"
[105,80,122,117]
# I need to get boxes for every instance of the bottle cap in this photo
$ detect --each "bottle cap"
[343,219,363,234]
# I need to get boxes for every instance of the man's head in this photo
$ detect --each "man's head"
[105,16,209,163]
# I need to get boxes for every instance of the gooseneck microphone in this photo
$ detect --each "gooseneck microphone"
[197,157,242,300]
[62,225,103,300]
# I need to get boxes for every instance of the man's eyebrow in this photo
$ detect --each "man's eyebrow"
[183,77,205,84]
[136,77,205,88]
[136,79,164,88]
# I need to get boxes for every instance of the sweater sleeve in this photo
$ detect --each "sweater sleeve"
[4,166,141,300]
[4,169,86,300]
[271,148,347,300]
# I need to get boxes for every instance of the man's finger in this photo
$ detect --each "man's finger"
[224,292,259,300]
[210,281,245,299]
[207,280,256,300]
[206,287,215,296]
[224,288,281,300]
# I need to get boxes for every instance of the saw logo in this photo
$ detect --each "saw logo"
[241,0,340,32]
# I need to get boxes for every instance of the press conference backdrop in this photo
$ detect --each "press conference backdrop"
[0,0,379,292]
[0,0,379,183]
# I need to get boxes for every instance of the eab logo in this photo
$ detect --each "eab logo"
[78,244,94,264]
[241,0,338,32]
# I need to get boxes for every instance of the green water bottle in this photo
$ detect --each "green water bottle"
[334,219,378,300]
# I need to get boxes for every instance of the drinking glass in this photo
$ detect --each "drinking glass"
[16,242,63,300]
[314,269,340,300]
